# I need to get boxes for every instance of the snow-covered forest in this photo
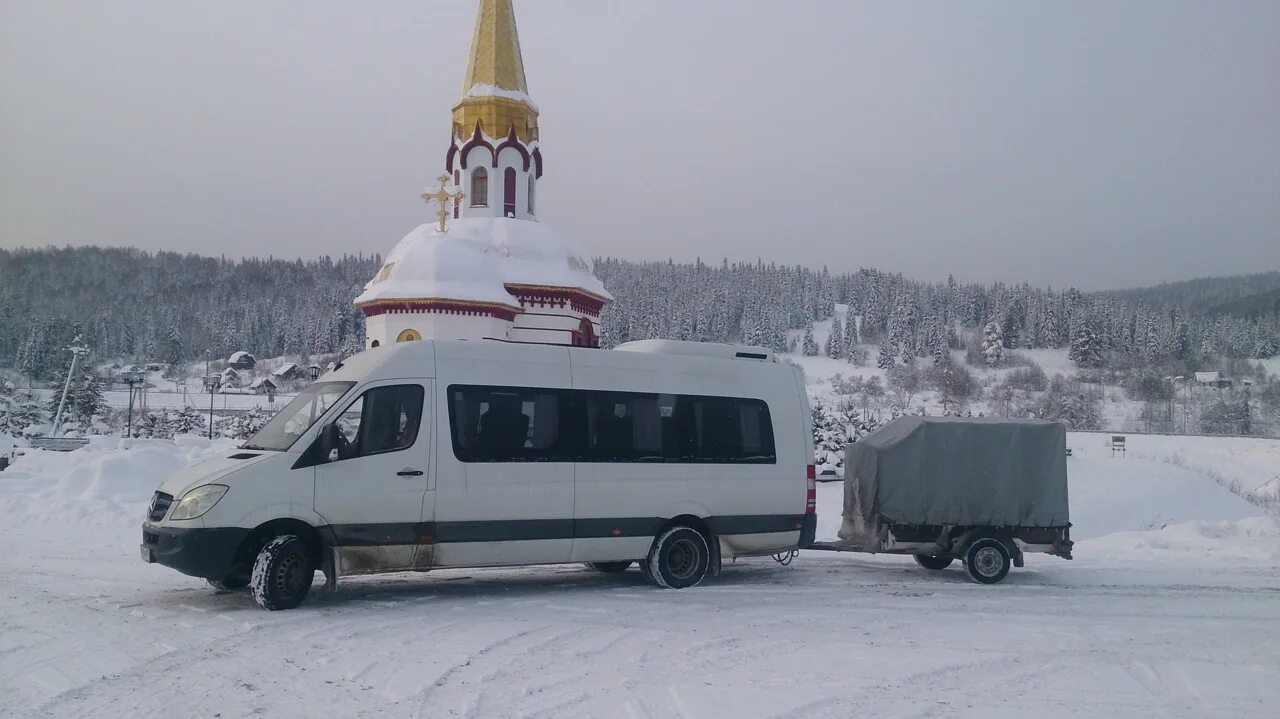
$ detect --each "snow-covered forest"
[0,247,374,380]
[2,247,1278,440]
[3,247,1277,379]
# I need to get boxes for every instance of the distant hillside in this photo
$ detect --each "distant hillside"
[1104,271,1280,318]
[2,246,1277,381]
[1204,288,1280,319]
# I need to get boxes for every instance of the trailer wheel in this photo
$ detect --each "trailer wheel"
[913,554,953,570]
[584,561,632,574]
[249,535,316,610]
[962,538,1011,584]
[645,526,710,589]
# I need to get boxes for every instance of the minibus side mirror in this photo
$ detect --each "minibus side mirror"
[290,422,343,471]
[318,423,342,463]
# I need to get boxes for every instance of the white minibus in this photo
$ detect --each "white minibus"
[141,339,815,609]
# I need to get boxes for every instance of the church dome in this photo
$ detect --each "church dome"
[355,217,611,311]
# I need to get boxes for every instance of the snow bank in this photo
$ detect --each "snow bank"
[0,436,237,529]
[1081,516,1280,564]
[1064,455,1261,539]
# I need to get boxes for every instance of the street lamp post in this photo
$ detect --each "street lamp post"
[203,374,222,439]
[122,369,145,437]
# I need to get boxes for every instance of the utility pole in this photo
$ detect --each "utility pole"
[52,337,89,437]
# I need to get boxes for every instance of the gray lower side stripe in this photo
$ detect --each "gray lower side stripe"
[327,514,805,546]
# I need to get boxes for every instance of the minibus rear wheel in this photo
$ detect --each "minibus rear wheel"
[646,526,710,589]
[585,561,632,574]
[249,534,316,610]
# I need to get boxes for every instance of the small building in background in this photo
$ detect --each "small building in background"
[272,362,304,381]
[228,351,257,370]
[220,367,240,388]
[249,377,278,395]
[1194,371,1232,389]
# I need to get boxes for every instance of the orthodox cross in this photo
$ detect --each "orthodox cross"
[421,174,465,233]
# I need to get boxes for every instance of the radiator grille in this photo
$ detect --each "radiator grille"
[147,491,173,522]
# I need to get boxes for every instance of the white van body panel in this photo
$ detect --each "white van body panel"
[432,341,576,567]
[142,339,813,584]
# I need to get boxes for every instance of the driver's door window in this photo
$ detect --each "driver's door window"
[331,384,425,461]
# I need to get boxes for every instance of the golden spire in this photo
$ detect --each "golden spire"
[462,0,528,95]
[452,0,539,143]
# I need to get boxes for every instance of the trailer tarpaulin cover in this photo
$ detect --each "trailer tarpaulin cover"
[840,417,1069,536]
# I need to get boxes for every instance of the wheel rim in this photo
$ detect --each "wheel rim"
[275,551,306,595]
[973,546,1004,577]
[666,538,700,580]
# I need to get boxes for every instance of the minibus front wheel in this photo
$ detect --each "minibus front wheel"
[249,534,317,610]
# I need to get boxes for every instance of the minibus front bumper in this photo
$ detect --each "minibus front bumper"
[141,523,249,580]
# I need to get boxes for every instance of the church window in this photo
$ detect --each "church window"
[397,329,422,343]
[471,168,488,207]
[528,175,535,216]
[503,168,517,217]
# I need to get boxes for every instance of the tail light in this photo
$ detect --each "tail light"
[805,464,816,514]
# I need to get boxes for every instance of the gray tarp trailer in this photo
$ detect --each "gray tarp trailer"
[805,416,1073,584]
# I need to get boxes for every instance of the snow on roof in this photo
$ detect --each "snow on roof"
[249,377,276,388]
[355,217,612,308]
[229,351,254,362]
[463,83,538,112]
[272,362,299,376]
[1195,371,1221,382]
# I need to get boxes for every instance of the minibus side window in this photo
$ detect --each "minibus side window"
[449,385,566,462]
[331,384,424,461]
[583,392,775,464]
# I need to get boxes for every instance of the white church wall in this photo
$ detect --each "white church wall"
[366,311,513,347]
[511,309,601,346]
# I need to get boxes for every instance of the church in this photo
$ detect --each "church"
[355,0,612,349]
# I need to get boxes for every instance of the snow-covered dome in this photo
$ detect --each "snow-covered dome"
[355,217,611,308]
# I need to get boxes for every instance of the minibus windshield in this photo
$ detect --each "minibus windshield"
[242,381,355,451]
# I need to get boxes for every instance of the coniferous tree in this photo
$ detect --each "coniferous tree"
[877,341,895,370]
[801,326,819,356]
[981,321,1005,367]
[826,315,844,359]
[1069,325,1104,368]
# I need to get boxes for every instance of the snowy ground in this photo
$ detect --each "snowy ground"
[2,439,1278,718]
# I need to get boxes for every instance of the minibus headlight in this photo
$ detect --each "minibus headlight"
[169,484,229,520]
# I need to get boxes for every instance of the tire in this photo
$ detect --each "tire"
[638,557,654,583]
[207,574,250,591]
[249,535,316,610]
[645,526,710,589]
[962,538,1011,585]
[585,561,633,574]
[913,554,954,570]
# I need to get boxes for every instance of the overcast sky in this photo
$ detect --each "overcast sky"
[2,1,1278,291]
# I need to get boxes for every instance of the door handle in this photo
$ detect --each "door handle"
[397,469,424,477]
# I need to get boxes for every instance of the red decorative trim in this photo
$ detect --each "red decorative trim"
[504,284,609,317]
[445,142,458,173]
[361,299,518,322]
[531,148,543,178]
[494,125,531,171]
[459,125,495,170]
